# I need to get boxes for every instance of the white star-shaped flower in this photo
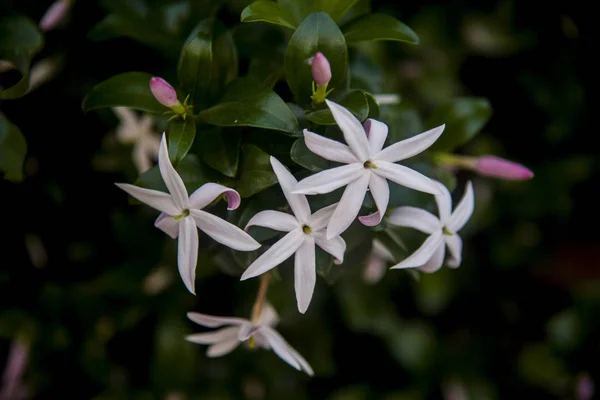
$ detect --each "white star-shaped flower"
[112,107,161,173]
[186,303,314,376]
[387,181,474,272]
[292,99,445,239]
[240,157,346,313]
[115,133,260,294]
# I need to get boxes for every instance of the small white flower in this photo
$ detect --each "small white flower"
[292,99,444,239]
[387,181,474,272]
[115,133,260,294]
[240,157,346,313]
[112,107,161,173]
[186,304,314,376]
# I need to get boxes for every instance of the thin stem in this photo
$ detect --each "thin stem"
[250,271,272,325]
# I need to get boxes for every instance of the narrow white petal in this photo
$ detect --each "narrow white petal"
[185,326,240,344]
[326,172,370,239]
[306,203,338,231]
[445,234,463,268]
[245,210,299,232]
[364,119,388,156]
[434,181,453,223]
[112,106,138,130]
[325,99,370,162]
[178,216,198,294]
[240,229,304,280]
[373,239,395,262]
[387,206,441,234]
[207,337,241,357]
[303,129,358,164]
[448,181,474,232]
[115,183,179,215]
[132,141,152,174]
[189,183,241,210]
[418,242,446,273]
[237,322,258,341]
[292,163,364,195]
[154,213,179,239]
[374,161,441,195]
[294,237,316,314]
[374,124,445,162]
[282,338,314,376]
[270,157,311,221]
[258,303,279,327]
[259,327,302,371]
[313,232,346,263]
[158,133,189,209]
[186,312,248,327]
[190,209,261,251]
[362,172,389,226]
[390,230,444,269]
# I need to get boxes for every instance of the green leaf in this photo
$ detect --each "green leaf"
[0,15,43,99]
[177,18,238,109]
[168,118,196,167]
[248,53,284,88]
[200,128,241,178]
[0,113,27,182]
[290,138,329,172]
[383,107,424,143]
[82,72,166,114]
[240,0,297,29]
[364,91,380,119]
[343,13,419,45]
[306,90,368,124]
[199,77,299,134]
[236,144,277,198]
[134,154,212,195]
[427,97,492,152]
[311,0,360,22]
[284,12,348,105]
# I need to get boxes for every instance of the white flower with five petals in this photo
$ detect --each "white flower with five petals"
[186,303,314,376]
[116,133,260,294]
[240,157,346,313]
[112,107,160,173]
[292,99,445,239]
[387,181,474,272]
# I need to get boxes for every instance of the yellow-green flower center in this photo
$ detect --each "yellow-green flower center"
[173,209,190,220]
[363,160,377,169]
[302,225,312,234]
[442,226,453,236]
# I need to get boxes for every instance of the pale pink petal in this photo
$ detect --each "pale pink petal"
[154,212,179,239]
[359,172,388,226]
[270,157,311,221]
[364,118,388,156]
[186,326,240,344]
[387,206,441,234]
[189,183,241,210]
[240,229,305,280]
[374,161,441,195]
[390,230,444,270]
[158,133,189,209]
[445,234,463,268]
[259,327,302,371]
[258,303,279,327]
[374,125,445,162]
[304,130,358,164]
[417,242,446,272]
[190,209,260,251]
[325,99,370,162]
[207,337,241,357]
[326,172,370,239]
[245,210,299,232]
[447,181,474,232]
[292,163,364,195]
[186,312,248,327]
[313,232,346,263]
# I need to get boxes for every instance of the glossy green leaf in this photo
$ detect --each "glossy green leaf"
[316,247,334,278]
[82,72,166,114]
[240,1,297,29]
[306,90,368,125]
[0,113,27,182]
[248,54,284,88]
[200,128,241,178]
[311,0,360,22]
[364,91,380,119]
[284,12,348,105]
[199,77,299,134]
[236,144,277,198]
[383,107,424,143]
[0,15,43,99]
[168,118,196,167]
[134,154,212,195]
[290,138,329,172]
[177,18,238,109]
[343,13,419,45]
[427,97,492,151]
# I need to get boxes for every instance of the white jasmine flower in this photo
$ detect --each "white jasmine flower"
[240,157,346,313]
[292,100,444,239]
[115,134,260,294]
[186,304,314,376]
[387,181,474,272]
[112,107,161,173]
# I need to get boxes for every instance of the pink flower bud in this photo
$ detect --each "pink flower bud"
[475,155,534,180]
[149,77,179,108]
[39,0,71,32]
[311,52,331,85]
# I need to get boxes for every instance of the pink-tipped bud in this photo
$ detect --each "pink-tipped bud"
[149,77,179,108]
[39,0,71,32]
[475,155,534,180]
[311,52,331,85]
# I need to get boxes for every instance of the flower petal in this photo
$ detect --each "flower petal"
[387,206,441,234]
[240,229,304,280]
[304,129,359,164]
[259,327,302,371]
[434,181,452,223]
[325,99,370,162]
[294,237,316,314]
[359,172,389,226]
[373,239,395,262]
[326,172,370,239]
[364,118,388,156]
[158,133,189,209]
[190,209,260,251]
[186,312,248,327]
[282,338,314,376]
[374,124,445,162]
[390,230,444,269]
[417,242,445,273]
[374,161,441,194]
[154,213,179,239]
[258,303,279,327]
[178,216,198,294]
[445,234,463,268]
[185,326,240,345]
[270,157,311,221]
[207,337,241,357]
[313,232,346,263]
[189,183,241,210]
[448,181,474,232]
[306,203,338,231]
[292,163,364,195]
[237,322,259,341]
[115,183,179,215]
[245,210,299,232]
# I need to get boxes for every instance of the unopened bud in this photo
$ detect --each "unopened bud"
[311,52,331,85]
[39,0,71,32]
[149,77,180,108]
[475,155,534,180]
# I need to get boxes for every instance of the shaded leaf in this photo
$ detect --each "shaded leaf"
[200,128,241,178]
[0,113,27,182]
[168,118,196,167]
[343,13,419,45]
[240,0,297,29]
[290,138,329,172]
[236,144,278,198]
[306,90,368,125]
